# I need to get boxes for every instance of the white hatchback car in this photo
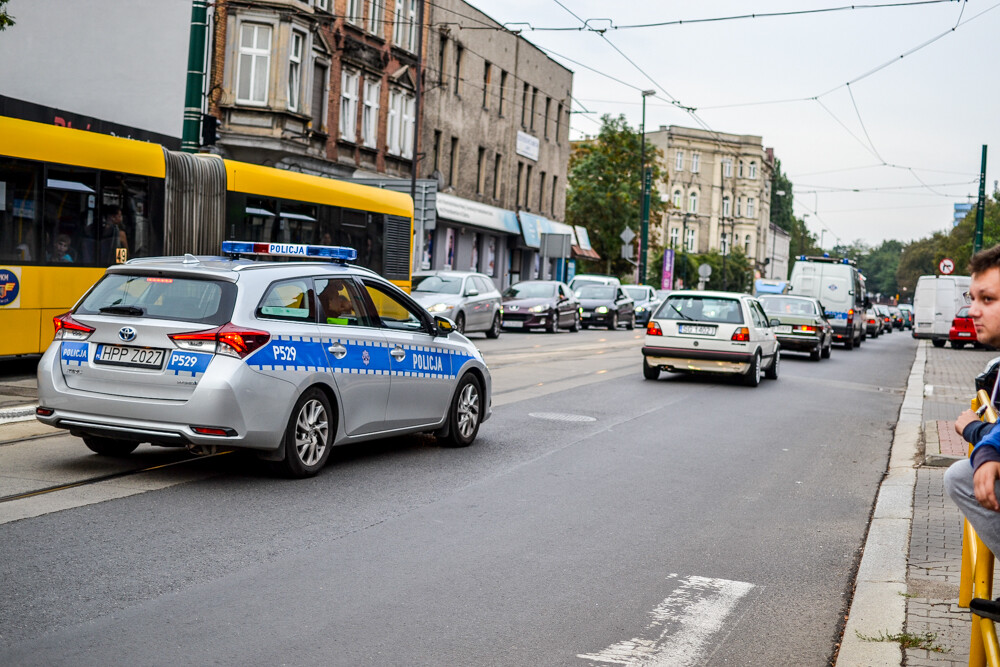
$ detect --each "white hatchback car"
[641,291,780,387]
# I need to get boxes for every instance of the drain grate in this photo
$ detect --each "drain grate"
[529,412,597,423]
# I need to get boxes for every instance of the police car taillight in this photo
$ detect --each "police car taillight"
[169,323,271,359]
[53,312,94,340]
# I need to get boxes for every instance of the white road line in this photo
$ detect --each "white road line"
[578,575,755,667]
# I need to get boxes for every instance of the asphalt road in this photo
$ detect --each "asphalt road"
[0,327,915,665]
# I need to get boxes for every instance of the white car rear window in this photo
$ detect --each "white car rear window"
[657,296,744,324]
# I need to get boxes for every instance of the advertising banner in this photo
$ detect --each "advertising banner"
[661,249,675,290]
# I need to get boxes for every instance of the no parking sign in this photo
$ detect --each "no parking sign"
[939,258,954,275]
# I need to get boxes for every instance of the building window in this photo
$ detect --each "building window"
[476,147,486,194]
[482,61,491,108]
[669,227,679,248]
[738,160,745,178]
[346,0,362,25]
[315,0,329,12]
[544,97,551,139]
[530,88,538,131]
[691,152,700,173]
[237,23,272,105]
[387,88,415,157]
[498,71,507,116]
[736,196,743,217]
[551,174,558,214]
[672,190,682,208]
[748,161,757,179]
[521,83,529,127]
[339,68,359,141]
[448,137,459,186]
[685,228,695,252]
[525,164,533,209]
[361,78,381,148]
[721,232,729,256]
[745,234,752,255]
[555,102,562,142]
[675,150,684,171]
[454,45,464,95]
[287,31,304,112]
[688,191,698,214]
[723,158,732,177]
[746,197,756,219]
[310,61,328,131]
[516,162,524,205]
[366,0,384,35]
[432,130,442,172]
[539,170,546,211]
[493,153,502,199]
[722,195,731,218]
[393,0,417,51]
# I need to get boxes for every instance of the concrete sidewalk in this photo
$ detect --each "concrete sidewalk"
[838,341,999,666]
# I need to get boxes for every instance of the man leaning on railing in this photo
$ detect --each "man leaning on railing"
[945,244,1000,621]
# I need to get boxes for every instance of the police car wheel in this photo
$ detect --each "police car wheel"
[440,374,482,448]
[486,314,501,339]
[279,388,332,478]
[82,435,139,457]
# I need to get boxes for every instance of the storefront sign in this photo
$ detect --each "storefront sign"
[516,131,540,161]
[436,193,520,235]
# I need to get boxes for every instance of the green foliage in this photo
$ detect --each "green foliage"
[567,114,666,280]
[770,160,795,233]
[0,0,14,31]
[858,240,904,298]
[653,250,752,292]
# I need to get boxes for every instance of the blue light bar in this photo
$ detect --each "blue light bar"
[221,241,357,262]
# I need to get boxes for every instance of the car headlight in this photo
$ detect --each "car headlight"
[530,304,547,313]
[636,306,646,313]
[596,306,608,314]
[427,303,451,313]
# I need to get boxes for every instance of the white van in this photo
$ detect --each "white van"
[788,256,866,349]
[913,275,971,346]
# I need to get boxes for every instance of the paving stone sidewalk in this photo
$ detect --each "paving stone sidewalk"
[905,343,999,666]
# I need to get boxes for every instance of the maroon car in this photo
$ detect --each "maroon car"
[501,280,581,333]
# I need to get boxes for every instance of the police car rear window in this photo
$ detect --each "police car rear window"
[76,274,236,325]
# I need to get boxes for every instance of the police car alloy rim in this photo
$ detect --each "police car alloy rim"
[294,398,329,466]
[456,382,480,439]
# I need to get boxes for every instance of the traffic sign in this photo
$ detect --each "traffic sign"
[620,227,636,245]
[939,258,955,275]
[698,263,712,279]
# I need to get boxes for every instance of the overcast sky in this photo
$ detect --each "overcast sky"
[465,0,1000,249]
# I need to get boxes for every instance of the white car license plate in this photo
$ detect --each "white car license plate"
[775,325,792,334]
[582,312,592,318]
[958,332,972,337]
[95,344,166,369]
[678,324,716,335]
[505,320,523,328]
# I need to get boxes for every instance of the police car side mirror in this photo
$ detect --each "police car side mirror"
[434,315,456,337]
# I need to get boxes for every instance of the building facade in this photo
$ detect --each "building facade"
[646,126,779,283]
[419,0,575,288]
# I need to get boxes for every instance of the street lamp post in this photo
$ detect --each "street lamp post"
[638,89,656,285]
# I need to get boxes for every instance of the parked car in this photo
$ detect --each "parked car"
[576,284,635,330]
[411,270,502,338]
[875,304,893,334]
[950,306,977,349]
[568,274,620,291]
[642,291,780,387]
[889,306,904,330]
[622,284,661,325]
[501,280,581,333]
[864,307,884,338]
[758,295,834,361]
[35,241,492,478]
[898,303,914,329]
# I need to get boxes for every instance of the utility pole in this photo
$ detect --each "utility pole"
[638,90,656,284]
[974,145,988,254]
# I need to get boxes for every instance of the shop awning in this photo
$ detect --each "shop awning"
[517,212,576,249]
[436,193,520,235]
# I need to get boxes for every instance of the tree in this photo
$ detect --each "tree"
[858,240,903,297]
[567,114,666,282]
[0,0,14,31]
[770,159,795,233]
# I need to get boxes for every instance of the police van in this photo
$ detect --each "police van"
[35,242,492,478]
[788,255,866,349]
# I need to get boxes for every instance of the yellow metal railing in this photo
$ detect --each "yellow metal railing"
[960,389,1000,667]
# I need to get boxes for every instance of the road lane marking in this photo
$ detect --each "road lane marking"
[578,575,755,667]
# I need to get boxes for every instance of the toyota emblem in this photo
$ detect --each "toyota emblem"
[118,326,137,342]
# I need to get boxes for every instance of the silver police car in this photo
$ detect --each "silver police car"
[36,242,492,478]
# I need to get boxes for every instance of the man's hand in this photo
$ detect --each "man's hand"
[956,409,980,436]
[974,461,1000,512]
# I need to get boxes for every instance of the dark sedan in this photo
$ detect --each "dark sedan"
[576,284,635,330]
[622,284,662,325]
[759,294,834,361]
[501,280,581,332]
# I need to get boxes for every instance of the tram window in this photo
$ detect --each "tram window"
[278,202,318,244]
[45,167,98,266]
[0,158,42,263]
[231,196,278,242]
[101,172,163,262]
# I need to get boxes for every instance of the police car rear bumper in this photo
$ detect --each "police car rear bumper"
[36,352,295,451]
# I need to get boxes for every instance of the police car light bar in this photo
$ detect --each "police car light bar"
[222,241,358,262]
